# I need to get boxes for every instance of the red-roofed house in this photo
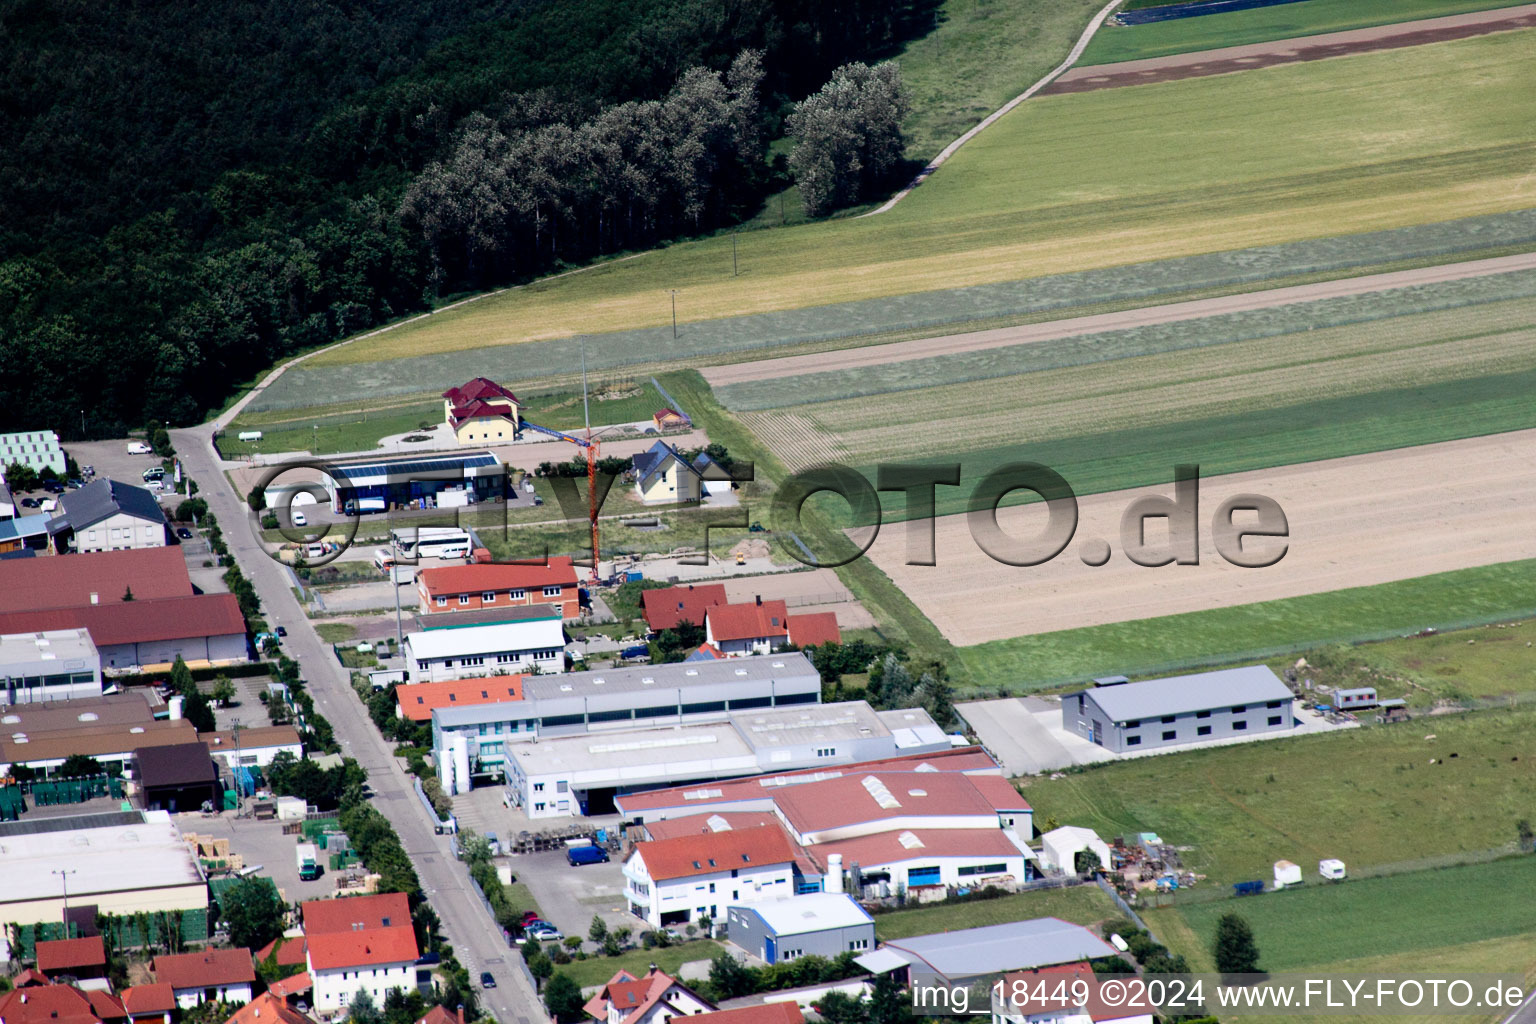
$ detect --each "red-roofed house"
[690,1005,803,1024]
[582,966,714,1024]
[414,1007,459,1024]
[301,893,420,1014]
[443,378,520,444]
[416,558,579,618]
[152,949,255,1009]
[785,613,840,650]
[992,963,1154,1024]
[223,991,315,1024]
[394,676,523,722]
[265,972,311,1001]
[652,409,690,430]
[0,983,104,1024]
[84,991,124,1023]
[120,985,176,1024]
[255,935,308,970]
[623,824,798,930]
[704,599,789,657]
[641,584,726,632]
[34,936,106,979]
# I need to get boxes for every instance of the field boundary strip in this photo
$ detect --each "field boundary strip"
[861,0,1128,217]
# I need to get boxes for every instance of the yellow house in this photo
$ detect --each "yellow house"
[632,441,704,505]
[443,377,521,444]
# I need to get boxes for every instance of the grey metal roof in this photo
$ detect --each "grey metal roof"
[878,918,1116,979]
[1073,664,1292,722]
[632,441,701,490]
[54,478,166,531]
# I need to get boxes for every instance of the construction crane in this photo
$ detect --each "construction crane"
[519,420,602,584]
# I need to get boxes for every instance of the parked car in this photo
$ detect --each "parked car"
[126,441,153,455]
[176,527,194,539]
[66,478,84,489]
[527,926,563,943]
[479,971,496,989]
[619,644,651,661]
[276,626,288,637]
[567,844,609,866]
[291,510,307,526]
[20,497,40,508]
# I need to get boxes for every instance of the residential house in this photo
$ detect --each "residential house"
[651,409,690,430]
[442,378,520,445]
[416,560,579,618]
[302,892,422,1014]
[47,479,167,553]
[785,613,840,650]
[689,1008,802,1024]
[0,981,108,1024]
[34,936,107,982]
[704,599,789,657]
[640,584,725,632]
[582,966,715,1024]
[152,949,255,1009]
[631,442,703,505]
[623,824,798,930]
[223,992,316,1024]
[119,985,176,1024]
[404,616,565,682]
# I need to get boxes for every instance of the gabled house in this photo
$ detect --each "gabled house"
[151,948,255,1009]
[34,936,107,982]
[119,985,175,1024]
[652,409,690,431]
[704,599,789,657]
[302,892,422,1014]
[623,824,799,930]
[640,584,726,632]
[442,378,520,445]
[631,442,704,505]
[0,981,106,1024]
[222,992,316,1024]
[785,612,840,650]
[47,479,167,553]
[582,966,715,1024]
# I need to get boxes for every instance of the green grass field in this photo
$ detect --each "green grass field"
[1082,0,1527,66]
[954,559,1536,686]
[872,884,1119,940]
[1018,705,1536,887]
[1164,858,1536,971]
[295,30,1536,370]
[550,939,727,988]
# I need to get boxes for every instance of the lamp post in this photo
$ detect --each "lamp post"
[54,868,78,911]
[667,290,679,339]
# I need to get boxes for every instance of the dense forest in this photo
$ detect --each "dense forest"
[0,0,939,435]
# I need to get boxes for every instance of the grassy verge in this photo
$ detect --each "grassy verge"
[954,558,1536,686]
[1082,0,1528,65]
[1018,706,1536,887]
[551,939,726,988]
[314,622,359,643]
[872,884,1120,940]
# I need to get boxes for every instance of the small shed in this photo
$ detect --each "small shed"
[1274,860,1303,888]
[1319,858,1346,880]
[1376,699,1409,723]
[1334,687,1378,709]
[134,742,220,813]
[275,795,306,820]
[1040,826,1113,876]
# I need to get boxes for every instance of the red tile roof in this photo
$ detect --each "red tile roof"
[266,972,311,1000]
[968,773,1032,812]
[85,992,125,1021]
[418,558,576,599]
[642,811,781,841]
[773,772,1001,835]
[224,991,313,1024]
[692,1005,804,1024]
[806,828,1026,873]
[706,600,789,643]
[301,893,419,970]
[629,824,797,881]
[0,983,102,1024]
[255,935,308,968]
[415,1008,458,1024]
[12,968,52,988]
[395,675,524,722]
[614,747,1001,813]
[640,584,726,631]
[582,967,713,1022]
[152,949,256,989]
[120,985,176,1016]
[447,399,518,428]
[443,378,520,407]
[0,593,245,646]
[0,547,192,613]
[785,612,840,649]
[35,936,105,972]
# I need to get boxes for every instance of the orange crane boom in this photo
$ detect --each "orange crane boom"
[520,421,602,583]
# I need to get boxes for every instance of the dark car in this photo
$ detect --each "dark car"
[479,971,496,989]
[176,527,194,539]
[620,644,651,660]
[20,497,40,508]
[276,626,288,637]
[42,480,65,493]
[66,478,84,488]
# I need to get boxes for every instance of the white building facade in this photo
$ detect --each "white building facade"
[404,617,566,682]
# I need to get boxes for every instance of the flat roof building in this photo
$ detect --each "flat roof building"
[326,450,507,513]
[727,893,875,965]
[0,629,102,704]
[0,692,196,776]
[404,613,566,681]
[1062,665,1296,754]
[0,430,66,474]
[857,918,1116,987]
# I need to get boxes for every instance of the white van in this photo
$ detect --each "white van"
[238,430,264,442]
[305,543,327,559]
[126,441,153,455]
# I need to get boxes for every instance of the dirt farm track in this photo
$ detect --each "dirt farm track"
[860,429,1536,646]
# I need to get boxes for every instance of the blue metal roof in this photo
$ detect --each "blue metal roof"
[0,514,51,542]
[332,452,499,480]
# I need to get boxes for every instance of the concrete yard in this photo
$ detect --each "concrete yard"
[181,810,340,906]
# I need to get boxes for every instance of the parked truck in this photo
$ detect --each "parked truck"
[344,498,387,515]
[296,842,322,880]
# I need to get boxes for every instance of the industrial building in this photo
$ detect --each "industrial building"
[727,893,875,965]
[326,450,507,512]
[855,918,1116,987]
[0,430,66,475]
[0,693,198,777]
[0,810,209,961]
[1061,665,1296,754]
[430,653,823,786]
[202,725,303,769]
[488,700,952,817]
[0,547,191,613]
[404,613,566,681]
[0,629,102,704]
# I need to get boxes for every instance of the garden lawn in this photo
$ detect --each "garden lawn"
[955,559,1536,686]
[1082,0,1529,66]
[1017,706,1536,887]
[222,400,441,457]
[872,884,1120,940]
[301,31,1536,368]
[551,939,726,988]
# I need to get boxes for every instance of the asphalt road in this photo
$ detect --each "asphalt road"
[172,427,541,1022]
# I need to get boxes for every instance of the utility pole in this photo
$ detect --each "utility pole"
[54,868,78,912]
[732,230,738,277]
[232,718,244,815]
[393,558,404,649]
[667,290,679,339]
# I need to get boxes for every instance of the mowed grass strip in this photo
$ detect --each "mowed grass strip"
[953,559,1536,686]
[872,884,1120,940]
[1170,858,1536,972]
[1017,706,1536,887]
[304,30,1536,367]
[1081,0,1530,66]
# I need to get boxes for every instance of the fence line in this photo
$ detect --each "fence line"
[650,376,689,423]
[1096,877,1157,944]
